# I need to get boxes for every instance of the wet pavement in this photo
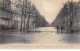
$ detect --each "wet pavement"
[0,27,80,47]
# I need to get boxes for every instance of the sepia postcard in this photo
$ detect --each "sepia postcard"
[0,0,80,49]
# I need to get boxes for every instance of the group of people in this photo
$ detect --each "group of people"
[56,25,64,34]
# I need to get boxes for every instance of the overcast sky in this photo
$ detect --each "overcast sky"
[30,0,79,24]
[11,0,79,24]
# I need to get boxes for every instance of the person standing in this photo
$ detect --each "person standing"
[61,25,64,34]
[56,25,59,34]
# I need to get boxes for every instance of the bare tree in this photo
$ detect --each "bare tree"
[15,0,31,32]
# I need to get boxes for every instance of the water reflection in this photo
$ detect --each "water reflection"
[61,34,80,44]
[0,32,38,44]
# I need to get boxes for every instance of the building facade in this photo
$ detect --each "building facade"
[0,0,14,30]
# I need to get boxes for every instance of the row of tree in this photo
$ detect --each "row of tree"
[13,0,48,32]
[51,0,80,33]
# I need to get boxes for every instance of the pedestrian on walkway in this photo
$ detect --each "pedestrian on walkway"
[56,25,60,34]
[61,25,64,34]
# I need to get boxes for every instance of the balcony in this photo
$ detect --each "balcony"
[0,17,12,20]
[1,7,14,14]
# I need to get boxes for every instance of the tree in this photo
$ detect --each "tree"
[15,0,32,32]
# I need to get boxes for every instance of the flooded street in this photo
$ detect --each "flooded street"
[0,27,80,48]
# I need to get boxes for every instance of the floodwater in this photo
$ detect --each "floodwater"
[0,27,80,48]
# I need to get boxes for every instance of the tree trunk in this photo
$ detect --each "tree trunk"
[24,18,26,31]
[20,15,23,32]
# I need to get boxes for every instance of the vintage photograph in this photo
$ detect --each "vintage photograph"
[0,0,80,49]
